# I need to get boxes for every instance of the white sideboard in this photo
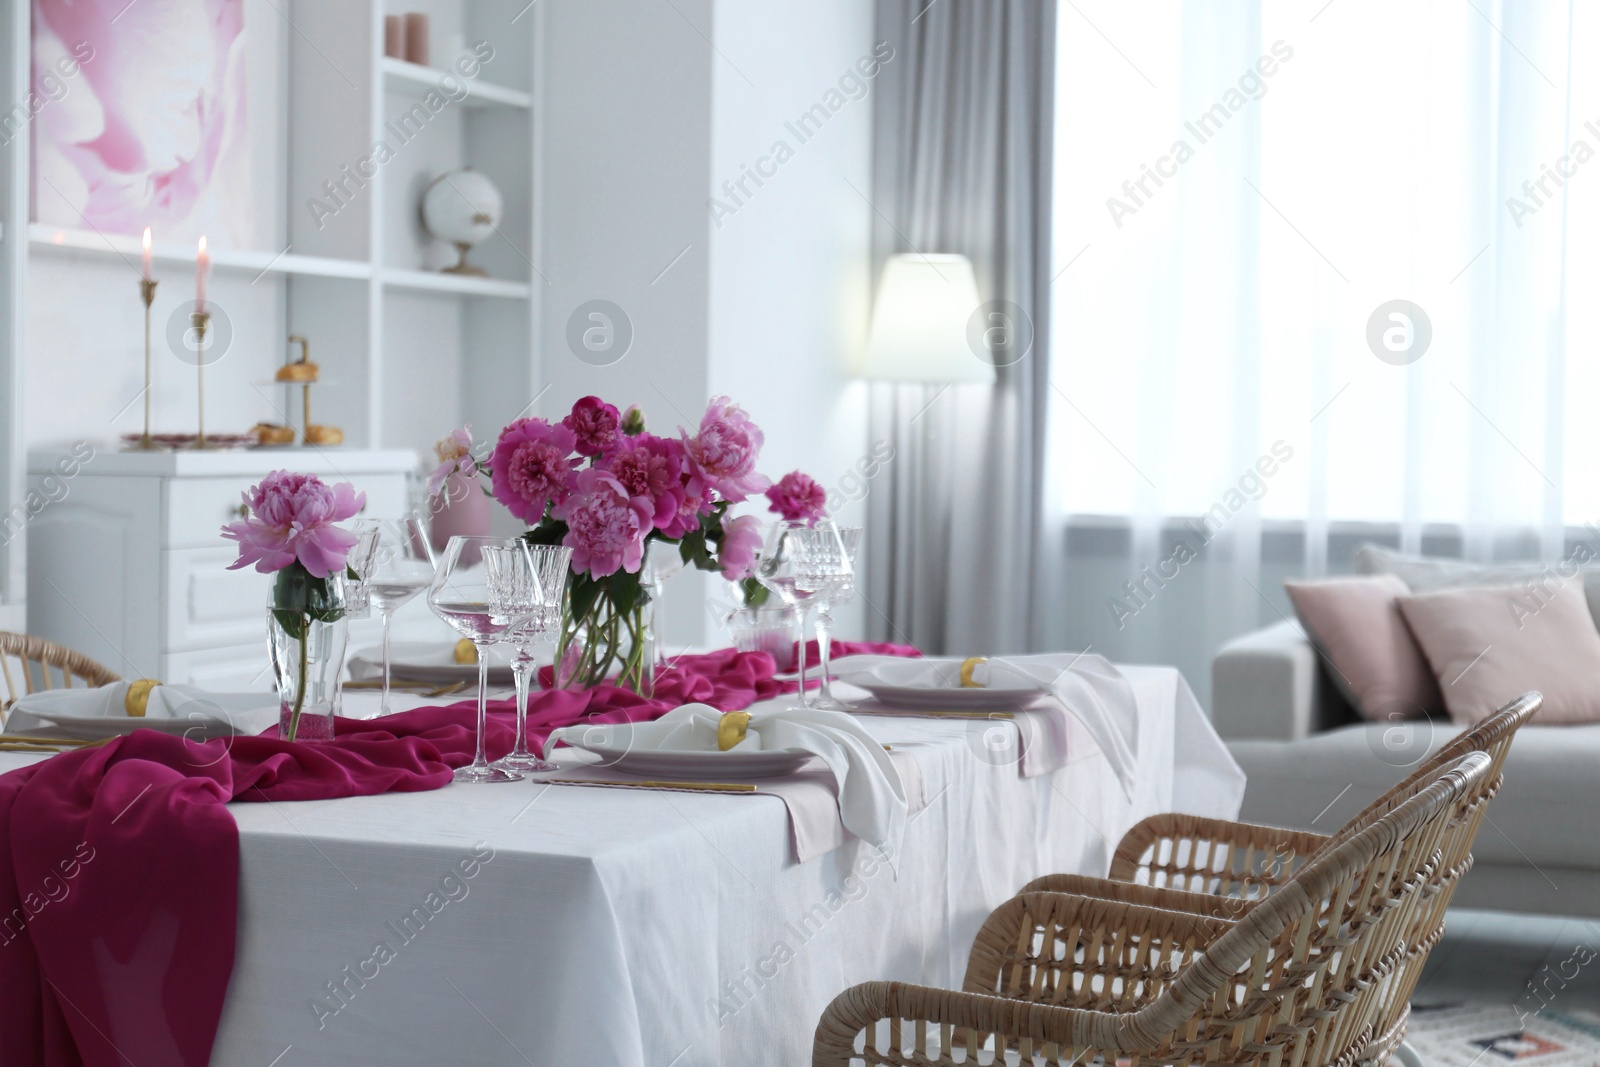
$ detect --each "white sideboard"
[25,448,417,689]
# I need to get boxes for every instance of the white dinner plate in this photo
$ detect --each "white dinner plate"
[557,740,817,779]
[5,694,279,741]
[7,715,253,742]
[851,682,1044,712]
[348,641,518,687]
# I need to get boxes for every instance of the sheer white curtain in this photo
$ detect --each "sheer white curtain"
[1043,0,1600,702]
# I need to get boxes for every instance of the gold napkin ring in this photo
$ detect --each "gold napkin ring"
[125,679,161,717]
[717,711,751,751]
[959,657,987,689]
[453,638,478,665]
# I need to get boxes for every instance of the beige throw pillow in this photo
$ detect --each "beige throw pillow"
[1396,578,1600,724]
[1284,575,1441,720]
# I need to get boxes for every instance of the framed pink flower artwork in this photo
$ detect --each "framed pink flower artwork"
[30,0,253,247]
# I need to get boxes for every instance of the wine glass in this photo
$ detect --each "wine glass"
[810,525,862,711]
[344,524,382,620]
[483,541,571,773]
[639,539,685,679]
[428,536,538,783]
[755,520,851,711]
[354,517,436,715]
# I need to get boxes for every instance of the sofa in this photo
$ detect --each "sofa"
[1214,550,1600,919]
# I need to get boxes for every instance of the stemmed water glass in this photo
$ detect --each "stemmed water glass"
[482,541,572,774]
[809,525,862,711]
[428,536,539,783]
[344,524,382,620]
[755,520,852,711]
[639,540,685,680]
[352,517,436,715]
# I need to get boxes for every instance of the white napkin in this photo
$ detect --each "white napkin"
[545,704,910,856]
[5,683,280,739]
[833,653,1140,798]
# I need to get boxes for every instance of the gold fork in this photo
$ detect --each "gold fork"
[0,734,97,747]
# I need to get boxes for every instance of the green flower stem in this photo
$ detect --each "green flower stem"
[620,608,650,695]
[558,587,652,694]
[271,562,344,742]
[287,612,308,742]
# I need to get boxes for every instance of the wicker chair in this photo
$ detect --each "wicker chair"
[1021,692,1540,1067]
[0,631,121,721]
[812,751,1492,1067]
[1097,693,1538,896]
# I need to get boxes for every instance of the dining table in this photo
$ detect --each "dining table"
[0,664,1243,1067]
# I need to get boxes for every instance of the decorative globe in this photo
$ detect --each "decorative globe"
[421,168,503,276]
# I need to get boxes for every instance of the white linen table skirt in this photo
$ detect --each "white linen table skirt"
[0,666,1242,1066]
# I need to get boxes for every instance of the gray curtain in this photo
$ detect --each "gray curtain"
[864,0,1056,654]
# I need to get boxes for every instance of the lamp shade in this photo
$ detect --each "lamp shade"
[859,254,994,384]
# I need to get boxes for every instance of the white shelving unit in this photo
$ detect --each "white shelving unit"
[0,0,545,616]
[380,57,533,109]
[381,266,532,299]
[29,224,374,280]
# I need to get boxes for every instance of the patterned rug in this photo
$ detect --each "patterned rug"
[1404,1003,1600,1067]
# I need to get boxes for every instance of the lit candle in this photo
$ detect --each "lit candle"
[196,235,209,312]
[141,227,153,283]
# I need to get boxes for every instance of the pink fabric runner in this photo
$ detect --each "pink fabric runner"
[0,643,916,1066]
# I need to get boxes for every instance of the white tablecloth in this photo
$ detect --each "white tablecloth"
[0,665,1242,1066]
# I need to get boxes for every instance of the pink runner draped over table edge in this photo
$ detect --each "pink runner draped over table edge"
[0,643,917,1067]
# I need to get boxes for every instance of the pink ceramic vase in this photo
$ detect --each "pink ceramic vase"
[429,471,491,555]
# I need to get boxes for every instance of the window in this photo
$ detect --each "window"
[1048,0,1600,540]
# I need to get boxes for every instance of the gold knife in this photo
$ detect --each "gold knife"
[0,734,97,747]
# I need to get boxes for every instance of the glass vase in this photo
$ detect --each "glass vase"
[555,587,654,696]
[268,569,349,742]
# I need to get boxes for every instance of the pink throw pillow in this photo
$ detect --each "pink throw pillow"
[1396,579,1600,724]
[1285,575,1442,721]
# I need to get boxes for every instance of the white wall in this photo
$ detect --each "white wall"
[705,0,876,641]
[1,0,30,607]
[532,0,713,645]
[532,0,877,648]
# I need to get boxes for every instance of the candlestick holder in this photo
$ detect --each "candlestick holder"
[188,311,219,451]
[123,279,165,452]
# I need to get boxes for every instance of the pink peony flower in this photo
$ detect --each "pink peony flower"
[553,469,655,577]
[491,418,580,524]
[718,514,764,581]
[562,395,623,457]
[427,425,477,498]
[221,471,366,578]
[602,433,688,534]
[764,470,829,525]
[660,476,711,540]
[682,396,770,503]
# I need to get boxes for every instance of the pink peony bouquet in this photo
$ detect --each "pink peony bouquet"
[429,396,828,689]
